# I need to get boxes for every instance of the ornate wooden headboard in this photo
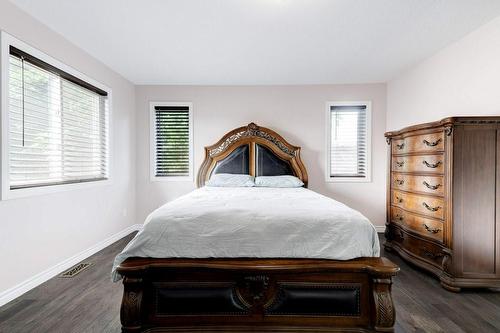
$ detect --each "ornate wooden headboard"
[197,123,308,187]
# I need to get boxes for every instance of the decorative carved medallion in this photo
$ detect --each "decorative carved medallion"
[209,123,296,157]
[422,248,444,260]
[235,275,272,308]
[244,275,270,301]
[386,137,392,145]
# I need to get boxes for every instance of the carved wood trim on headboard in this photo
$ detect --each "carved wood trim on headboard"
[197,123,308,187]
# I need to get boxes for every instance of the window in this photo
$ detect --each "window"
[1,32,111,199]
[326,101,371,182]
[150,102,193,181]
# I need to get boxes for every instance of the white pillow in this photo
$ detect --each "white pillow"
[255,175,304,188]
[206,173,255,187]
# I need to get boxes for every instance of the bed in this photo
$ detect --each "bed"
[116,122,399,332]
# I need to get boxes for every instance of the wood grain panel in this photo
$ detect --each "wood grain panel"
[391,173,445,196]
[392,132,444,155]
[453,125,498,278]
[390,206,443,242]
[392,154,445,174]
[392,190,445,220]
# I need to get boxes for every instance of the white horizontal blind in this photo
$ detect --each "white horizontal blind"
[154,105,190,177]
[8,53,108,189]
[329,105,367,178]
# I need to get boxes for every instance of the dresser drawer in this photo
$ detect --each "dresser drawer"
[391,154,444,174]
[392,190,444,219]
[392,132,444,155]
[391,174,444,196]
[390,206,443,243]
[390,224,444,268]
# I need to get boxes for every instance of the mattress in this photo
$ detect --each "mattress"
[112,187,380,281]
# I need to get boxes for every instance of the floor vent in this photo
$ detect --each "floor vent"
[60,263,93,278]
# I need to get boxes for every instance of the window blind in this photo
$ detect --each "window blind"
[329,105,367,178]
[8,48,108,189]
[154,105,191,177]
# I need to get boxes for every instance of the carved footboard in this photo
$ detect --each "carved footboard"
[117,257,399,333]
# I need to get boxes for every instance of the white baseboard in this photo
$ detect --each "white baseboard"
[0,223,142,307]
[375,225,386,233]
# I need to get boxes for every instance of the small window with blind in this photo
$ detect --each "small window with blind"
[1,33,110,199]
[326,101,371,182]
[150,102,193,181]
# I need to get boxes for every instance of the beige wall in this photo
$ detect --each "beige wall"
[135,84,387,227]
[387,16,500,131]
[0,1,136,297]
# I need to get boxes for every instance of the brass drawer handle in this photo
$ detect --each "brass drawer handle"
[422,160,442,168]
[423,223,441,234]
[422,138,442,147]
[395,161,405,167]
[398,230,405,240]
[395,179,404,186]
[396,196,403,204]
[422,202,441,212]
[395,214,404,222]
[396,142,405,150]
[422,181,441,190]
[422,248,444,259]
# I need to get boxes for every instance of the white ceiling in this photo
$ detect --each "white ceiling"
[8,0,500,85]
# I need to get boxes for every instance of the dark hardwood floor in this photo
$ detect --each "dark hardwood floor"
[1,233,500,333]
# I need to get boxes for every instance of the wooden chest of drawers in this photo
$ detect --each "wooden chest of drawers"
[385,117,500,291]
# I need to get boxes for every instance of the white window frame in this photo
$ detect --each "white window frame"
[325,101,372,183]
[0,31,113,200]
[149,101,194,182]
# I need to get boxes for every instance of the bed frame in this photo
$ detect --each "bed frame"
[117,123,399,332]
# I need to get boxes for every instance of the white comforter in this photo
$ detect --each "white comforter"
[112,187,380,281]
